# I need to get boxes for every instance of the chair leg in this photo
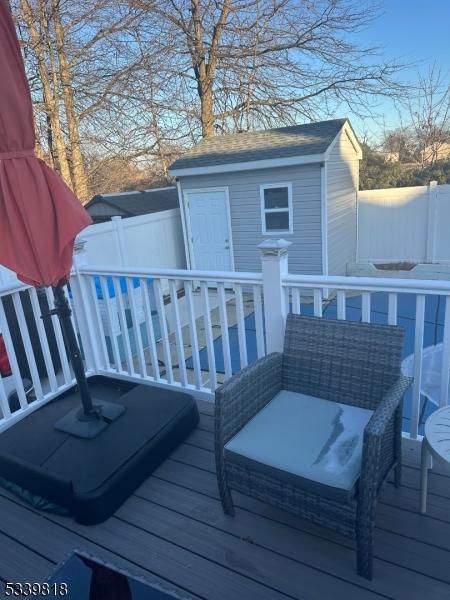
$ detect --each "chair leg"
[394,406,402,490]
[215,449,235,516]
[356,488,376,580]
[394,462,402,488]
[218,477,235,516]
[356,521,374,580]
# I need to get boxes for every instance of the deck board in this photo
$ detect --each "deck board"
[0,530,53,583]
[0,398,449,600]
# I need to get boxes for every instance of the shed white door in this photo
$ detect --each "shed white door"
[187,189,233,271]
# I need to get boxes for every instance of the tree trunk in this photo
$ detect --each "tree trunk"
[20,0,72,188]
[189,0,231,138]
[34,129,44,160]
[52,0,89,202]
[45,112,56,167]
[200,84,214,137]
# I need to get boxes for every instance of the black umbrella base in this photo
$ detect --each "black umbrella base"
[54,400,126,439]
[0,377,199,524]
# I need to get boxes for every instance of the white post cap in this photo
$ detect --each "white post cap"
[258,238,292,256]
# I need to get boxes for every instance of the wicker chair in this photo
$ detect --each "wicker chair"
[215,314,411,579]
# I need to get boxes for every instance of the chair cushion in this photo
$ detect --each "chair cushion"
[224,390,373,503]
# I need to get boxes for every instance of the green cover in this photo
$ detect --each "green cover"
[0,476,70,516]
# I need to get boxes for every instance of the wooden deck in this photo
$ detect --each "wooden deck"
[0,399,450,600]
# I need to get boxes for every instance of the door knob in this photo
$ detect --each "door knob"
[225,245,230,249]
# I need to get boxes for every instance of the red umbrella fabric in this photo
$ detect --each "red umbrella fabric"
[0,0,92,288]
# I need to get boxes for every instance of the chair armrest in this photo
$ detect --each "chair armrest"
[215,352,283,445]
[360,375,412,494]
[365,375,412,438]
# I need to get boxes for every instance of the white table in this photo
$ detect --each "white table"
[420,405,450,513]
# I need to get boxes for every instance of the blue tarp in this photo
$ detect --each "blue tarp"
[93,276,142,300]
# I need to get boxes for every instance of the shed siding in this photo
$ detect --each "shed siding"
[326,130,358,275]
[179,164,322,275]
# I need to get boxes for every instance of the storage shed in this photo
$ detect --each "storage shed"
[85,186,178,224]
[169,119,362,276]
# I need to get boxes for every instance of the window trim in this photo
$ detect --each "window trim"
[260,182,293,235]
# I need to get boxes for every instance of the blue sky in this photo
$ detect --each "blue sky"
[348,0,450,140]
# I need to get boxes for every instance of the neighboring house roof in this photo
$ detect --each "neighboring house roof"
[169,118,361,176]
[85,186,179,221]
[376,151,400,163]
[422,142,450,163]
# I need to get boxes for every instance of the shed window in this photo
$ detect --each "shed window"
[260,183,293,235]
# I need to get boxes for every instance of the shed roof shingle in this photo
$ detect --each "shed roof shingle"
[86,187,178,218]
[170,119,348,172]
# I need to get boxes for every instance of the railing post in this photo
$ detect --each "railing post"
[111,216,129,266]
[426,180,438,263]
[258,239,292,353]
[70,239,103,372]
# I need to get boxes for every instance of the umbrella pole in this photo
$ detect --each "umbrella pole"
[52,285,99,418]
[51,285,125,439]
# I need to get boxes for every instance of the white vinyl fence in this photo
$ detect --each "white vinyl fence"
[358,182,450,263]
[432,184,450,261]
[79,209,186,269]
[0,265,20,287]
[0,207,186,288]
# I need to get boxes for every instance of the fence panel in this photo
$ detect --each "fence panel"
[80,210,186,270]
[358,186,429,262]
[433,184,450,262]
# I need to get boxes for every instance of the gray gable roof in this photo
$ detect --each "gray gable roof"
[86,187,178,220]
[170,119,348,172]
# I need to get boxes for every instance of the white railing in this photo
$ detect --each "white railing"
[76,264,265,399]
[0,280,80,433]
[1,239,450,452]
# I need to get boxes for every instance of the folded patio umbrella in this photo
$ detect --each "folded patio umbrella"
[0,0,123,437]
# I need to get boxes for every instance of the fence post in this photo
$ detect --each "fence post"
[111,216,129,266]
[258,239,291,353]
[426,180,438,263]
[70,239,103,372]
